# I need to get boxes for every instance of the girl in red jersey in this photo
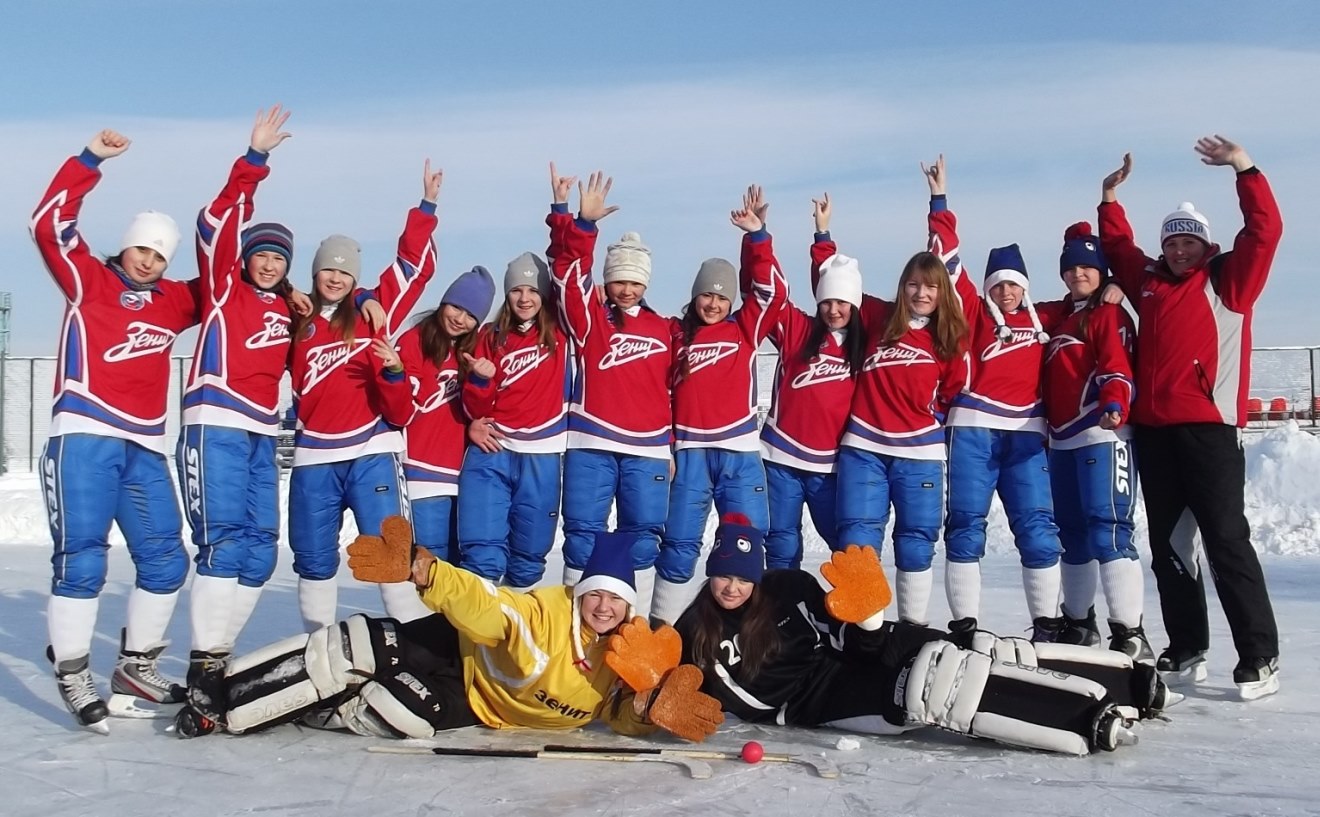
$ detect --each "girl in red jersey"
[376,267,493,571]
[454,252,571,587]
[547,167,674,588]
[32,128,201,733]
[1041,222,1150,664]
[286,161,441,632]
[820,184,969,627]
[650,189,788,623]
[752,188,863,570]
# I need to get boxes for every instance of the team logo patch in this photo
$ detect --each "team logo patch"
[791,353,850,388]
[301,322,317,340]
[119,291,146,311]
[245,312,292,350]
[104,321,176,362]
[862,342,935,371]
[255,290,279,304]
[599,334,667,369]
[682,341,739,374]
[981,327,1041,362]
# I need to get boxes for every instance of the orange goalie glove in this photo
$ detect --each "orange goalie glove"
[605,616,682,692]
[642,664,724,742]
[346,515,428,584]
[819,544,893,625]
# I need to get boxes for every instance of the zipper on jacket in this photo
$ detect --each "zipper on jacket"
[1193,358,1215,402]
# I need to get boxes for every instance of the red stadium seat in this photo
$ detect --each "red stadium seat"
[1247,397,1265,423]
[1269,397,1288,421]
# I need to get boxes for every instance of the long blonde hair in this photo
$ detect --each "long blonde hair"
[880,251,968,361]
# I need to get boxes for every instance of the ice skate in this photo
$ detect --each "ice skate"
[185,649,231,722]
[1057,606,1100,647]
[1029,616,1064,643]
[1091,705,1139,752]
[946,617,978,648]
[171,704,218,739]
[1107,620,1154,664]
[109,630,186,718]
[1233,656,1279,701]
[1156,646,1208,684]
[47,647,110,735]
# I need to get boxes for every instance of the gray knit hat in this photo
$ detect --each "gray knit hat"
[311,234,361,280]
[690,257,738,303]
[503,252,551,298]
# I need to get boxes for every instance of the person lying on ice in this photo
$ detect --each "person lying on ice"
[173,518,723,741]
[673,514,1181,755]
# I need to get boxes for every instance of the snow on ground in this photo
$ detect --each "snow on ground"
[1,423,1318,816]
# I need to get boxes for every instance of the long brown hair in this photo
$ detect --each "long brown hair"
[800,307,866,375]
[417,308,479,376]
[880,251,967,361]
[686,579,780,680]
[490,296,558,355]
[294,290,358,345]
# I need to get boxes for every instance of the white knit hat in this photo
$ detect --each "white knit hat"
[603,232,652,286]
[120,211,181,263]
[1160,202,1212,247]
[814,254,863,308]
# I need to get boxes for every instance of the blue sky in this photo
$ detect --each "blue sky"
[4,1,1320,355]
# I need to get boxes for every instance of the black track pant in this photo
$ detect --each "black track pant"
[1133,423,1278,660]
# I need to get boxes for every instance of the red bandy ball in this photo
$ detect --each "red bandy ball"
[741,741,765,764]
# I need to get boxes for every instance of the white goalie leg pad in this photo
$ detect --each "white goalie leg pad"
[338,679,437,740]
[968,632,1039,666]
[1032,642,1134,670]
[905,641,991,734]
[989,659,1110,701]
[970,712,1091,756]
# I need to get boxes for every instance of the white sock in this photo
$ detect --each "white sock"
[190,575,237,653]
[896,569,934,626]
[943,561,981,621]
[1059,561,1098,620]
[124,588,180,652]
[380,581,433,623]
[649,577,693,625]
[298,577,339,632]
[48,595,99,663]
[1022,565,1062,620]
[223,584,264,648]
[1099,558,1145,629]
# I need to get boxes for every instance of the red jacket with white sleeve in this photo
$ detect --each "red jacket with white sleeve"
[759,301,856,474]
[183,149,293,435]
[548,207,672,459]
[670,231,787,452]
[1041,301,1137,450]
[462,321,571,454]
[1098,169,1282,427]
[378,324,465,499]
[812,236,966,461]
[288,204,438,467]
[928,202,1069,434]
[30,152,201,456]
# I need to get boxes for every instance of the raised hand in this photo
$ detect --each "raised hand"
[461,352,497,380]
[920,154,946,196]
[819,544,893,625]
[743,184,769,227]
[422,158,444,204]
[729,205,763,233]
[1195,134,1252,172]
[639,665,724,742]
[346,515,417,584]
[371,338,403,372]
[87,129,131,160]
[605,617,682,692]
[250,104,292,154]
[577,170,619,222]
[549,161,577,205]
[812,193,832,234]
[1102,153,1133,202]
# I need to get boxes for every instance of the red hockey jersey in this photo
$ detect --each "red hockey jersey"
[759,301,856,473]
[548,208,673,459]
[929,206,1069,434]
[1098,169,1281,428]
[183,150,293,435]
[1041,302,1136,450]
[462,321,571,454]
[670,232,787,452]
[811,237,965,461]
[288,205,438,467]
[378,325,465,499]
[30,153,200,455]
